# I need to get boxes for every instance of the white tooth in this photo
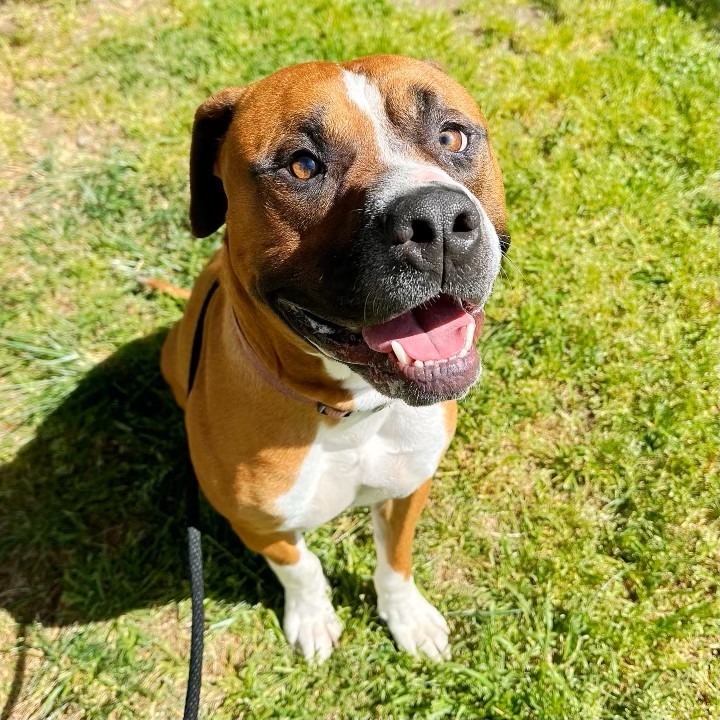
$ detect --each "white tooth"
[425,360,435,366]
[414,360,424,368]
[464,323,475,352]
[391,340,410,365]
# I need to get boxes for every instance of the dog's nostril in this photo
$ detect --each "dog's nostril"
[452,212,475,234]
[410,219,435,244]
[393,223,413,244]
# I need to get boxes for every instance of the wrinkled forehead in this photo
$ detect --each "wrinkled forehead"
[343,55,486,127]
[228,58,486,162]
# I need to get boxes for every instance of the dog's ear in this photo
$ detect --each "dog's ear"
[189,87,246,238]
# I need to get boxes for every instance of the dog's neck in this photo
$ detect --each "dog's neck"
[217,249,390,417]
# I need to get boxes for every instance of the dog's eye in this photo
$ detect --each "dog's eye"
[289,153,320,180]
[438,128,468,153]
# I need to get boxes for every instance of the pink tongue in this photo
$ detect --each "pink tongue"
[362,296,474,362]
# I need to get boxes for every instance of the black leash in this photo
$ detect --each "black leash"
[182,280,219,720]
[183,471,204,720]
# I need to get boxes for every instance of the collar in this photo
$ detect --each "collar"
[230,308,355,419]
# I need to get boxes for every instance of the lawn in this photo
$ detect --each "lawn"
[1,0,719,718]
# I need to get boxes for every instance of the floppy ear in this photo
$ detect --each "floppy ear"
[189,86,246,238]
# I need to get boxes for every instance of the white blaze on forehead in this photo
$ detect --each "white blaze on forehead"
[342,70,398,162]
[340,70,469,191]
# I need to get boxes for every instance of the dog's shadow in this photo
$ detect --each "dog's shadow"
[0,330,369,717]
[0,329,276,627]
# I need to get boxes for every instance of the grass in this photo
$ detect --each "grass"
[1,0,719,717]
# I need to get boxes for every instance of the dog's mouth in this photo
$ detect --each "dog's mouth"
[275,294,485,404]
[361,295,481,365]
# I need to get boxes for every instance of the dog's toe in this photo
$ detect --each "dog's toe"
[283,592,343,663]
[377,585,450,661]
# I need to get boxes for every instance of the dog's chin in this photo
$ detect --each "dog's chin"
[274,295,485,406]
[350,348,482,406]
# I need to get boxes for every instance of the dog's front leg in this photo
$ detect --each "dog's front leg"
[371,481,450,661]
[232,526,342,662]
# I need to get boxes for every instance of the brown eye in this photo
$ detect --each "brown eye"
[438,128,468,153]
[289,154,320,180]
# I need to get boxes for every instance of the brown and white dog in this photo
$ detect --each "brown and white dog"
[161,55,507,662]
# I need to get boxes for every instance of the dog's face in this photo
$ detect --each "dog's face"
[190,55,508,406]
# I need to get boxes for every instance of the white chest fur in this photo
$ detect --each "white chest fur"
[274,402,449,531]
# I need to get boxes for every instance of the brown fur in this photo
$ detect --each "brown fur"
[161,247,350,536]
[162,55,503,561]
[376,480,432,580]
[139,277,192,300]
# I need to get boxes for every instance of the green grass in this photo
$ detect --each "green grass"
[1,0,719,717]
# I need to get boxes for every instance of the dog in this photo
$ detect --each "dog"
[161,54,507,662]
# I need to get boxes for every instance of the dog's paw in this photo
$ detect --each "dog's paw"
[376,580,450,661]
[283,591,343,663]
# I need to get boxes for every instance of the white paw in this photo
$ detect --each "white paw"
[377,581,450,661]
[283,591,343,663]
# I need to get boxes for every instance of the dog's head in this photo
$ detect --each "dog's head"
[190,55,508,406]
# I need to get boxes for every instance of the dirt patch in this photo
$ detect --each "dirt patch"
[512,4,549,26]
[0,0,150,182]
[0,619,58,720]
[409,0,464,12]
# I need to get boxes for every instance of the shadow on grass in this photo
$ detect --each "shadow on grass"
[0,329,284,626]
[654,0,720,29]
[0,330,295,716]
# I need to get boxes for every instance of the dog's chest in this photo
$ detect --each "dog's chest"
[275,403,449,531]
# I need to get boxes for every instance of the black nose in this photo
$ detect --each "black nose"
[382,186,482,274]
